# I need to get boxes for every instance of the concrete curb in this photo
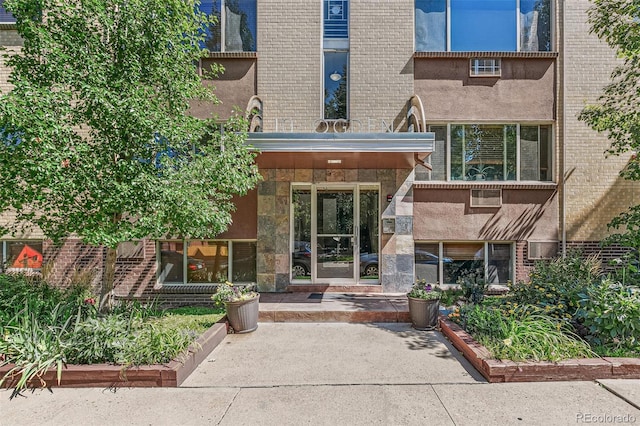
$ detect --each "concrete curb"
[439,316,640,383]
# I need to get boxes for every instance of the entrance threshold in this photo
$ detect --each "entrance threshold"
[258,292,410,323]
[285,284,383,293]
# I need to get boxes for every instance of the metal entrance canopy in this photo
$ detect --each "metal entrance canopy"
[246,132,435,153]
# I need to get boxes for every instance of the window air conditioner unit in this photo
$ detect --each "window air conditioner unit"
[470,189,502,207]
[528,241,558,260]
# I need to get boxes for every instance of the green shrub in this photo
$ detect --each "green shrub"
[0,273,95,328]
[507,251,601,320]
[0,303,78,398]
[457,269,488,304]
[459,304,595,362]
[486,314,595,362]
[1,276,221,396]
[576,279,640,349]
[439,288,464,307]
[65,316,134,365]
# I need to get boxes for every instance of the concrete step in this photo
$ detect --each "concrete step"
[285,284,384,293]
[258,292,410,323]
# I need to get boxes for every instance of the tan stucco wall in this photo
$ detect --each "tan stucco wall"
[561,0,640,241]
[415,58,555,122]
[192,58,257,121]
[413,188,558,242]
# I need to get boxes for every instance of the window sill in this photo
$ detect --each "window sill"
[414,51,558,59]
[157,283,220,293]
[156,282,256,293]
[413,181,557,190]
[203,51,257,59]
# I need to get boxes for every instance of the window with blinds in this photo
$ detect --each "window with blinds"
[447,124,551,182]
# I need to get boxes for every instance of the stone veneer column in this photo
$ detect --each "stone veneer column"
[274,169,293,291]
[256,169,291,292]
[380,169,415,293]
[256,170,276,292]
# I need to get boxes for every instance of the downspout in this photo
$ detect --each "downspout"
[561,0,567,258]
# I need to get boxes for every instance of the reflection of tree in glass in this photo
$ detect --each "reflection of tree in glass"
[205,1,255,52]
[292,191,311,243]
[333,191,353,234]
[359,191,378,254]
[534,0,551,52]
[324,64,347,120]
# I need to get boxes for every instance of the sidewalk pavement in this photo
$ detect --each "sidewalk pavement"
[1,323,639,426]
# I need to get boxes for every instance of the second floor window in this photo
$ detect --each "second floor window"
[415,0,552,52]
[323,0,349,120]
[0,0,15,23]
[427,124,552,182]
[200,0,257,52]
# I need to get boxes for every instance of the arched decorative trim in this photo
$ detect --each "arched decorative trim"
[245,95,263,133]
[407,94,426,133]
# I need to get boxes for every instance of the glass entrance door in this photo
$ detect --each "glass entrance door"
[291,184,379,284]
[316,188,355,281]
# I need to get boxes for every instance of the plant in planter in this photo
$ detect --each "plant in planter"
[467,165,494,181]
[407,279,442,330]
[211,282,260,333]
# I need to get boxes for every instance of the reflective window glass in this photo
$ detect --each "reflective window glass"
[232,242,256,282]
[292,188,312,279]
[415,0,447,51]
[488,243,512,284]
[5,241,43,270]
[187,241,228,283]
[451,124,516,181]
[324,52,348,120]
[0,1,14,23]
[200,0,257,52]
[415,243,440,283]
[520,0,552,52]
[450,0,517,51]
[324,0,349,39]
[159,241,185,284]
[443,243,484,285]
[416,0,551,52]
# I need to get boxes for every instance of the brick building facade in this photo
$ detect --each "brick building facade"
[0,0,636,304]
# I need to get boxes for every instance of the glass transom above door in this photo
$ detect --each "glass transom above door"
[291,184,379,285]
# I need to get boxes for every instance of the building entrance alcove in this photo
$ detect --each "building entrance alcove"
[291,183,380,286]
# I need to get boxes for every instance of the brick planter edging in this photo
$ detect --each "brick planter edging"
[0,322,227,389]
[439,316,640,383]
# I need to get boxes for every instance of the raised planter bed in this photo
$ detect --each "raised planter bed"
[0,322,227,389]
[439,316,640,383]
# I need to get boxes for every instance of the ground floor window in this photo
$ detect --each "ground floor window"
[0,240,43,271]
[415,241,513,285]
[157,240,256,285]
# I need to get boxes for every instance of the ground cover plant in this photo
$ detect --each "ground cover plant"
[0,273,224,397]
[449,251,640,361]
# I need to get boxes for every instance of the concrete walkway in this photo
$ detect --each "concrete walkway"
[1,323,639,425]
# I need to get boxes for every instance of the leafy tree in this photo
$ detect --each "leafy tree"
[0,0,260,311]
[579,0,640,249]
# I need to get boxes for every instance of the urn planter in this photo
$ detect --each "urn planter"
[407,296,440,330]
[225,294,260,333]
